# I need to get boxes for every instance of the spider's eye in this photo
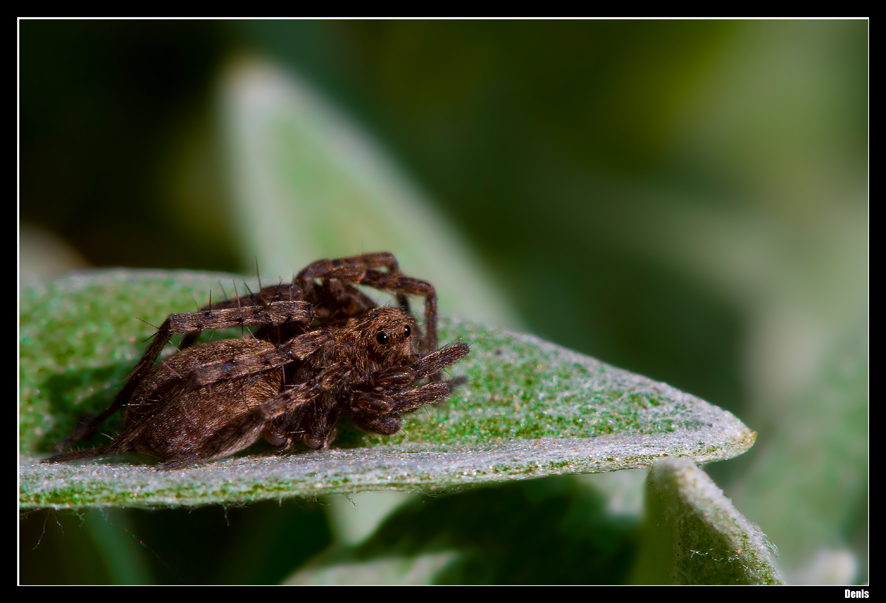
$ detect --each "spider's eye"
[403,324,411,338]
[376,331,389,345]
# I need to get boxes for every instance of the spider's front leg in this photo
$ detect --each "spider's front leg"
[55,300,313,451]
[411,342,470,380]
[347,342,471,435]
[347,382,454,436]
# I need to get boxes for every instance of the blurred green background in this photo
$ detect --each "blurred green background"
[19,20,867,584]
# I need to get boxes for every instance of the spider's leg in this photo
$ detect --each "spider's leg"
[179,281,305,349]
[352,381,453,415]
[260,379,324,449]
[349,375,464,436]
[348,413,402,436]
[347,370,467,437]
[411,342,471,379]
[42,447,115,464]
[157,455,201,470]
[301,402,342,450]
[184,329,330,388]
[295,252,405,322]
[348,342,468,418]
[299,364,357,450]
[296,252,402,290]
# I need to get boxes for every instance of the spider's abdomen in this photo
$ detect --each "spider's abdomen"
[117,339,284,462]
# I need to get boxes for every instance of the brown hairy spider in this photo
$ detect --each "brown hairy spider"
[44,252,470,469]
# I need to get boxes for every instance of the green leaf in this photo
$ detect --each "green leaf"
[632,458,784,584]
[20,270,755,510]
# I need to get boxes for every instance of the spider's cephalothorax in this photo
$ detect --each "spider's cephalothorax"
[45,252,470,469]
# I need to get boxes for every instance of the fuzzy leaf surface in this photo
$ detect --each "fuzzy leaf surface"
[20,270,755,510]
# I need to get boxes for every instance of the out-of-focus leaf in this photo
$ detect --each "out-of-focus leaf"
[632,458,783,585]
[286,474,643,585]
[731,322,868,584]
[217,55,522,331]
[20,271,755,510]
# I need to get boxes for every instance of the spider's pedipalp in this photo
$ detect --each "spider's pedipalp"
[412,342,471,380]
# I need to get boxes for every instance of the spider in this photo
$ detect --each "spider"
[44,252,470,469]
